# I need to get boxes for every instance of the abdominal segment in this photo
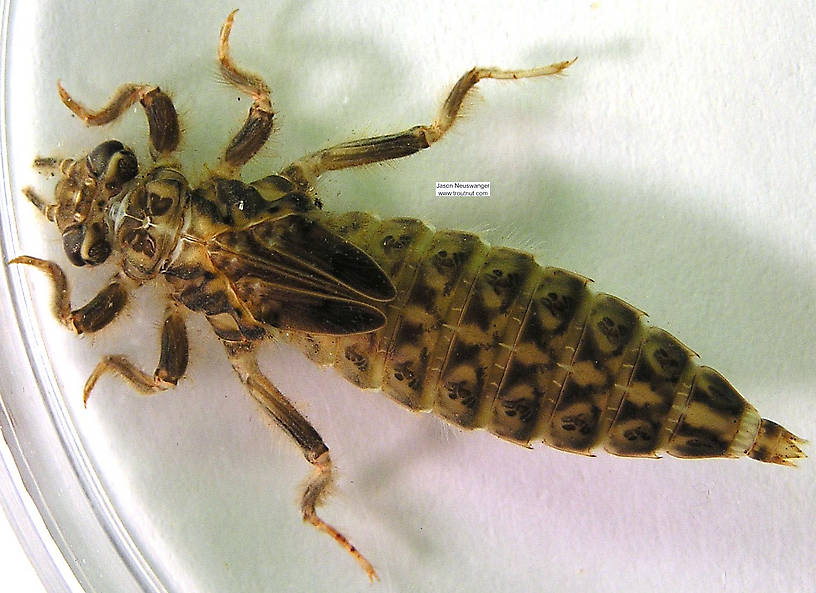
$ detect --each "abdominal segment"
[287,212,764,460]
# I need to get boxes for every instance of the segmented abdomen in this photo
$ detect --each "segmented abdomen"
[288,212,798,462]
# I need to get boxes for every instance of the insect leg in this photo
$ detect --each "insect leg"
[21,186,58,222]
[57,82,180,159]
[280,58,576,191]
[83,305,189,405]
[223,339,378,581]
[216,10,274,174]
[9,256,132,333]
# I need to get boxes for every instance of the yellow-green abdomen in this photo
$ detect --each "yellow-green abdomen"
[288,212,804,464]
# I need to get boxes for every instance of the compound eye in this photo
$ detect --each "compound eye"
[87,140,138,187]
[62,221,112,266]
[62,224,87,267]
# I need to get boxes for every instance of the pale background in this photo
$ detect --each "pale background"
[1,1,815,592]
[0,509,45,591]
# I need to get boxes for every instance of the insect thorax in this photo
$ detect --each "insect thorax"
[111,167,190,281]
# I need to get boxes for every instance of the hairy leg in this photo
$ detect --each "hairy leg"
[281,59,576,192]
[223,338,378,581]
